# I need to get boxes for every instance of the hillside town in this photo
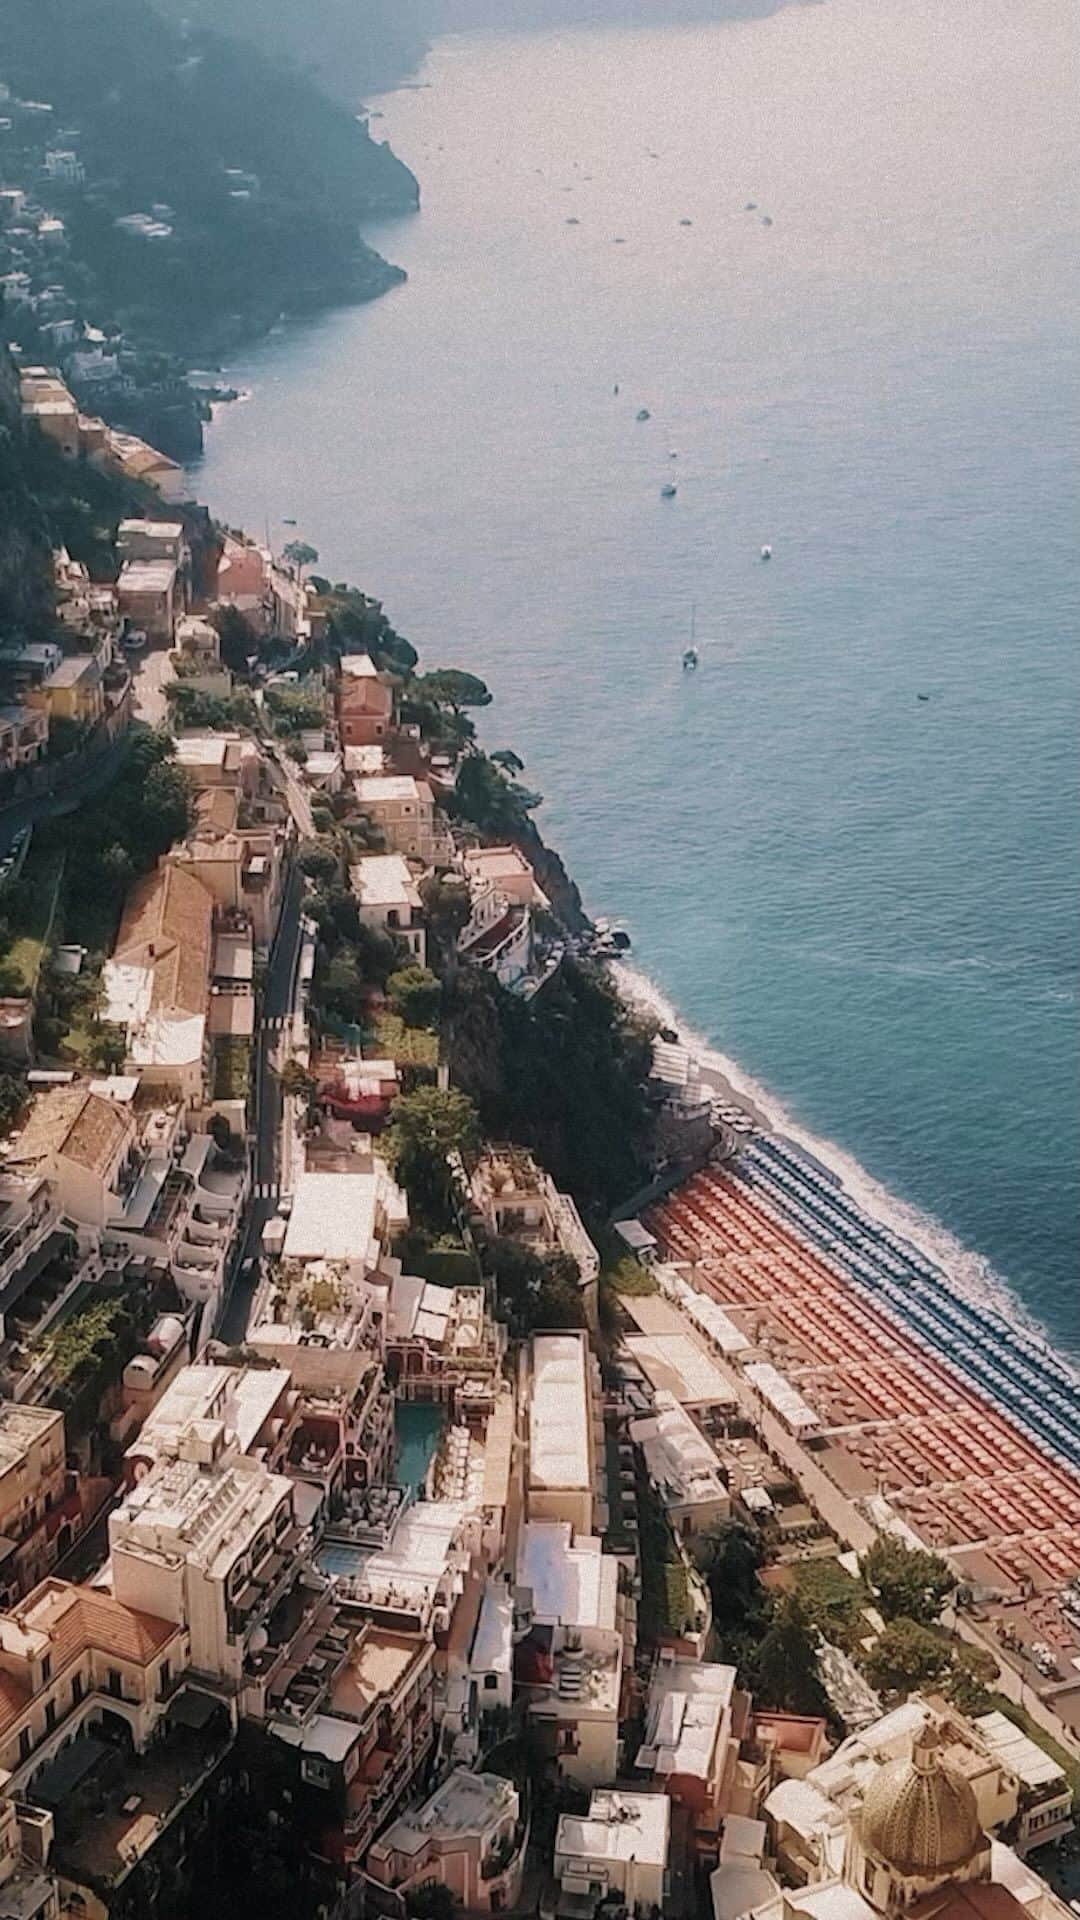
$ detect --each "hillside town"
[1,316,1080,1920]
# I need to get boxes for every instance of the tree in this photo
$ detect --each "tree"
[297,841,339,885]
[485,1238,584,1336]
[419,871,472,947]
[211,604,258,675]
[141,760,193,854]
[47,714,84,759]
[0,1072,27,1132]
[319,952,367,1023]
[862,1537,955,1626]
[452,751,541,837]
[279,1058,316,1100]
[90,1026,128,1072]
[100,842,136,889]
[862,1617,954,1698]
[382,1084,480,1224]
[946,1642,997,1716]
[751,1593,831,1719]
[387,964,441,1029]
[283,540,319,578]
[413,667,492,711]
[490,747,525,775]
[693,1521,766,1631]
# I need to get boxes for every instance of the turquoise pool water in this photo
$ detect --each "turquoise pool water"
[394,1401,445,1494]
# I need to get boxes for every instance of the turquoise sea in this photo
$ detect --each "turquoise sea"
[193,0,1080,1354]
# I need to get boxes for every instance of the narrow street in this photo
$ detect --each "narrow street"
[215,861,305,1346]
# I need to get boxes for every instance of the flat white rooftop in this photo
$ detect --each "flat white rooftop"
[624,1332,737,1409]
[529,1331,590,1492]
[558,1788,669,1871]
[351,853,421,909]
[355,775,423,804]
[126,1364,290,1465]
[639,1657,737,1785]
[117,558,177,594]
[341,1499,467,1612]
[629,1398,729,1508]
[282,1167,399,1265]
[377,1768,517,1857]
[118,519,183,542]
[470,1578,514,1677]
[516,1520,617,1631]
[974,1710,1067,1791]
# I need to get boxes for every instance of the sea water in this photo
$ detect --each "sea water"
[193,0,1080,1354]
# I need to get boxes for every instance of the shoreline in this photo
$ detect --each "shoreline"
[611,959,1077,1378]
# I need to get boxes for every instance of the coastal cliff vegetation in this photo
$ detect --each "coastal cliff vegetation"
[3,0,418,354]
[0,347,147,643]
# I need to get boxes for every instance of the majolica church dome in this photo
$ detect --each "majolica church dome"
[847,1719,991,1911]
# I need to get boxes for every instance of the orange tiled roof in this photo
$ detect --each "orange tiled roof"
[13,1085,131,1178]
[0,1580,180,1736]
[912,1886,1028,1920]
[61,1092,133,1175]
[113,863,213,1018]
[0,1670,31,1737]
[194,787,239,833]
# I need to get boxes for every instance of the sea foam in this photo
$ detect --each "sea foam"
[611,959,1075,1377]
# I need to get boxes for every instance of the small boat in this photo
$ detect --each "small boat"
[760,544,772,561]
[661,481,677,499]
[636,407,651,422]
[282,517,297,526]
[683,601,699,671]
[917,692,930,702]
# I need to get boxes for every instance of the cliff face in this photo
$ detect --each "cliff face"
[3,0,418,355]
[150,0,430,105]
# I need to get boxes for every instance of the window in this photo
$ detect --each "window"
[18,1729,31,1763]
[72,1672,84,1705]
[45,1701,56,1733]
[107,1668,122,1698]
[484,1674,499,1691]
[41,1654,51,1684]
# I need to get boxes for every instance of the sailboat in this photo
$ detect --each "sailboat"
[682,603,699,670]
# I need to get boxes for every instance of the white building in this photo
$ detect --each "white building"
[637,1655,741,1848]
[554,1788,670,1917]
[280,1164,408,1273]
[123,1363,295,1485]
[368,1768,526,1914]
[527,1332,600,1533]
[629,1395,731,1537]
[515,1520,624,1787]
[350,853,426,964]
[109,1422,304,1687]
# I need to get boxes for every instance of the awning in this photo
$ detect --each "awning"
[168,1686,222,1730]
[32,1733,111,1808]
